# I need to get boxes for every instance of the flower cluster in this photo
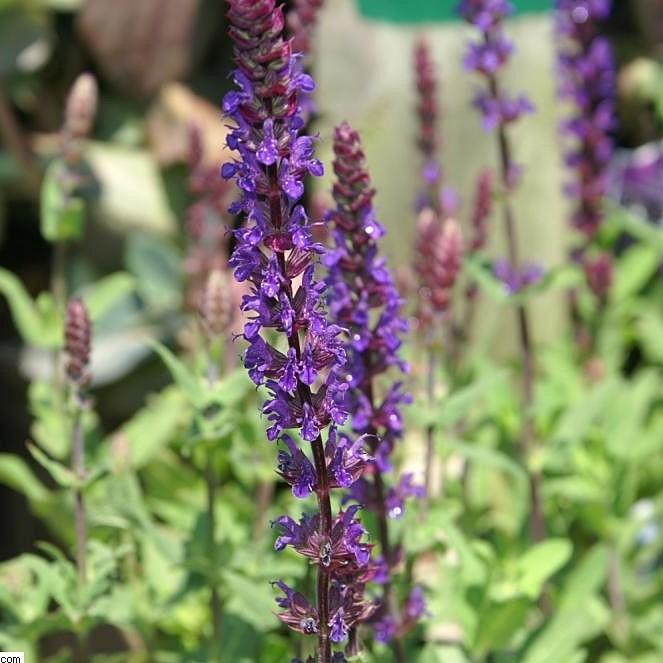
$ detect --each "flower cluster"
[184,124,236,311]
[583,251,613,301]
[221,1,374,655]
[326,121,424,643]
[287,0,325,58]
[494,259,544,295]
[556,0,615,240]
[65,297,92,388]
[415,209,464,331]
[459,0,534,131]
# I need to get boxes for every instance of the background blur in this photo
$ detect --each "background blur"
[1,0,662,658]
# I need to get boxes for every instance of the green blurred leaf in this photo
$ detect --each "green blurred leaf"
[27,443,77,489]
[474,597,531,656]
[125,233,181,312]
[513,539,572,599]
[442,438,528,486]
[0,453,49,504]
[614,244,660,301]
[0,268,61,347]
[40,161,86,242]
[150,341,204,406]
[108,386,189,470]
[222,571,276,632]
[81,272,136,323]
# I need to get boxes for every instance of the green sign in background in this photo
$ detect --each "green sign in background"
[357,0,551,23]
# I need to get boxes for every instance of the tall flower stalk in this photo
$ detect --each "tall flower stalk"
[64,297,92,662]
[414,211,464,503]
[222,2,374,660]
[412,39,464,509]
[555,0,616,337]
[458,0,545,542]
[287,0,325,60]
[326,122,424,659]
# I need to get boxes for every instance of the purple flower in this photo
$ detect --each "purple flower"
[494,259,544,295]
[556,1,616,242]
[459,0,534,132]
[223,1,373,655]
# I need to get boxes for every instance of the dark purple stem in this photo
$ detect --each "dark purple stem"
[488,74,545,543]
[268,164,332,663]
[363,372,407,663]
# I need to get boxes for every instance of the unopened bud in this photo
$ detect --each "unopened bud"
[583,252,613,300]
[65,297,92,386]
[64,73,98,142]
[199,269,233,337]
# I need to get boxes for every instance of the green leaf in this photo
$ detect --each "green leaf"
[27,443,77,489]
[636,308,663,364]
[222,571,277,632]
[81,272,136,323]
[107,386,189,470]
[417,644,470,663]
[0,453,49,504]
[513,539,573,599]
[442,438,528,486]
[40,160,86,242]
[0,267,61,347]
[125,233,181,312]
[29,380,69,458]
[614,244,661,301]
[150,341,204,406]
[421,369,508,429]
[474,597,531,656]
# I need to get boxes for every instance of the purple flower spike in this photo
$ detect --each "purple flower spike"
[556,1,616,249]
[223,2,373,658]
[459,0,534,132]
[327,122,424,650]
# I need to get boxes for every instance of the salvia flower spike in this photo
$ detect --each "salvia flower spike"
[458,0,534,134]
[287,0,325,58]
[459,0,546,542]
[222,2,373,659]
[415,210,464,334]
[326,122,423,654]
[62,73,98,165]
[65,297,92,389]
[555,0,615,243]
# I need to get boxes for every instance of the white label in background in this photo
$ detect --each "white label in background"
[0,654,24,663]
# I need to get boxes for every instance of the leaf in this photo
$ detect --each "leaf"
[29,380,69,458]
[636,308,663,364]
[613,244,661,301]
[0,453,49,504]
[0,267,61,347]
[441,438,528,486]
[107,386,189,470]
[474,597,531,656]
[513,539,573,599]
[125,233,181,312]
[27,442,78,489]
[40,160,86,242]
[222,571,277,632]
[149,341,204,406]
[81,272,136,323]
[417,644,469,663]
[422,369,508,429]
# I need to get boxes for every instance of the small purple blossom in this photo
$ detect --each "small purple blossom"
[556,0,616,242]
[459,0,534,132]
[494,259,544,295]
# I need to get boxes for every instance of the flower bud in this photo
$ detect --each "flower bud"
[64,73,98,142]
[65,297,92,387]
[199,269,233,337]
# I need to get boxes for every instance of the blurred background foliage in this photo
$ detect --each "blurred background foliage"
[0,0,662,661]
